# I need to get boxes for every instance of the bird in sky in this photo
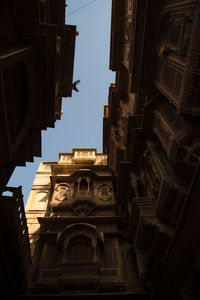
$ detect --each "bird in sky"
[72,80,80,92]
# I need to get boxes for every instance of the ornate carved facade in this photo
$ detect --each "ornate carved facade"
[104,0,200,299]
[25,149,148,298]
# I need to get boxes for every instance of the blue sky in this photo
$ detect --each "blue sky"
[8,0,115,204]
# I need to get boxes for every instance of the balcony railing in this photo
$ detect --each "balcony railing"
[39,268,59,280]
[75,190,93,200]
[60,262,99,275]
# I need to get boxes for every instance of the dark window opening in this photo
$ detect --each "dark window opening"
[80,179,88,190]
[67,235,93,262]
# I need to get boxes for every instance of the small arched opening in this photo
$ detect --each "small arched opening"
[80,178,88,190]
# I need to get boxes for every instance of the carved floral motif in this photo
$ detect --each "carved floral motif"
[55,184,70,201]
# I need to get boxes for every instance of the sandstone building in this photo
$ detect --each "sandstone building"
[25,149,148,298]
[103,0,200,299]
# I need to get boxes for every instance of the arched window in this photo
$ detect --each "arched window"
[67,235,93,262]
[98,184,112,201]
[80,178,88,190]
[103,241,118,267]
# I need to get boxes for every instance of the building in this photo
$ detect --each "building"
[0,186,32,295]
[24,149,149,298]
[0,0,76,192]
[0,1,77,295]
[2,0,200,298]
[103,0,200,299]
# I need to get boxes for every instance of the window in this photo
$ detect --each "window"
[67,235,93,262]
[98,185,112,201]
[80,178,88,190]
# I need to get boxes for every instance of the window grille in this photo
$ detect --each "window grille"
[67,235,93,262]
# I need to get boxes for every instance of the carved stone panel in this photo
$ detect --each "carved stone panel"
[153,103,200,168]
[155,4,200,115]
[158,11,193,61]
[55,184,71,201]
[155,59,184,106]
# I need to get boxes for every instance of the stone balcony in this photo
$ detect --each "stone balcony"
[75,190,93,201]
[60,261,99,275]
[59,262,99,287]
[128,197,172,257]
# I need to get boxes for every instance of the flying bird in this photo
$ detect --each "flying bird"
[72,80,80,92]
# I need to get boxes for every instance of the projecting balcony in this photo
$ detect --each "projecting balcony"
[60,261,99,274]
[73,157,96,164]
[59,262,99,285]
[127,197,171,260]
[75,190,93,201]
